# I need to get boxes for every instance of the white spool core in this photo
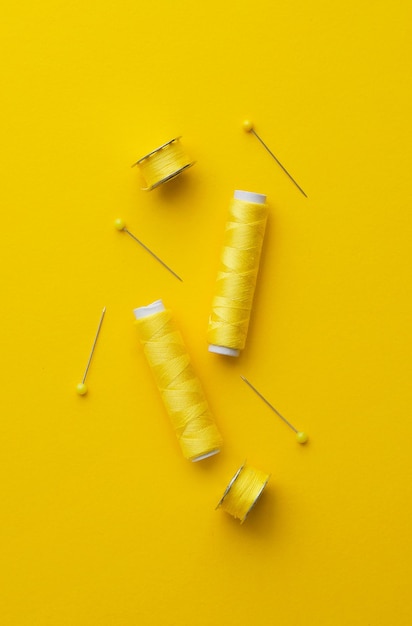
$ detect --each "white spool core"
[192,449,220,462]
[234,190,266,204]
[208,190,266,357]
[133,299,165,319]
[208,344,240,357]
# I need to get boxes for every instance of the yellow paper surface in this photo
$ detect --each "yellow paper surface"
[1,1,411,624]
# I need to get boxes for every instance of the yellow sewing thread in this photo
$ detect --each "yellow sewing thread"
[133,137,195,190]
[217,463,270,523]
[134,300,222,462]
[208,190,268,357]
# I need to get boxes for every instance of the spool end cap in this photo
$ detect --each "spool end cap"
[208,344,240,357]
[133,299,165,320]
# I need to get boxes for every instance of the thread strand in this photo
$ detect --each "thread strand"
[208,193,268,354]
[134,138,194,190]
[217,464,269,523]
[135,307,222,461]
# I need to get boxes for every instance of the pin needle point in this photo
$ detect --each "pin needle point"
[242,119,307,198]
[240,375,308,444]
[76,306,106,396]
[114,218,183,282]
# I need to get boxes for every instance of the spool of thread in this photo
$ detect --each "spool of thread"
[133,137,195,190]
[207,190,268,357]
[216,462,270,523]
[134,299,223,462]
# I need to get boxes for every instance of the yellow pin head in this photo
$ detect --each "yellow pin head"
[76,382,88,395]
[242,119,254,132]
[296,431,308,444]
[114,218,126,231]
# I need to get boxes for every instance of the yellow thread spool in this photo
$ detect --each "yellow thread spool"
[208,190,268,357]
[133,137,195,190]
[216,462,270,523]
[134,300,222,462]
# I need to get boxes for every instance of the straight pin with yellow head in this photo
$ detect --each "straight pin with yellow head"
[114,218,182,282]
[76,307,106,395]
[243,120,307,198]
[241,376,308,444]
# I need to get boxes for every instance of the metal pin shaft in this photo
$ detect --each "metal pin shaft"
[240,375,298,433]
[250,128,307,198]
[82,307,106,384]
[123,228,182,282]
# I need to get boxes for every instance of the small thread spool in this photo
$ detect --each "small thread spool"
[208,190,268,357]
[133,137,195,190]
[217,462,270,523]
[134,299,222,462]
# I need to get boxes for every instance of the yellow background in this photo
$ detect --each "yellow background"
[1,1,411,624]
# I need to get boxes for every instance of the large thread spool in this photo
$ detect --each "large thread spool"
[133,137,195,190]
[134,300,222,462]
[208,190,268,357]
[216,462,270,523]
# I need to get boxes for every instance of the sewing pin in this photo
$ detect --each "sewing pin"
[114,219,182,282]
[240,375,308,444]
[76,306,106,395]
[243,120,307,198]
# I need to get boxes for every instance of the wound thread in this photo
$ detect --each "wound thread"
[134,300,222,462]
[134,137,194,190]
[208,190,268,356]
[217,463,270,523]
